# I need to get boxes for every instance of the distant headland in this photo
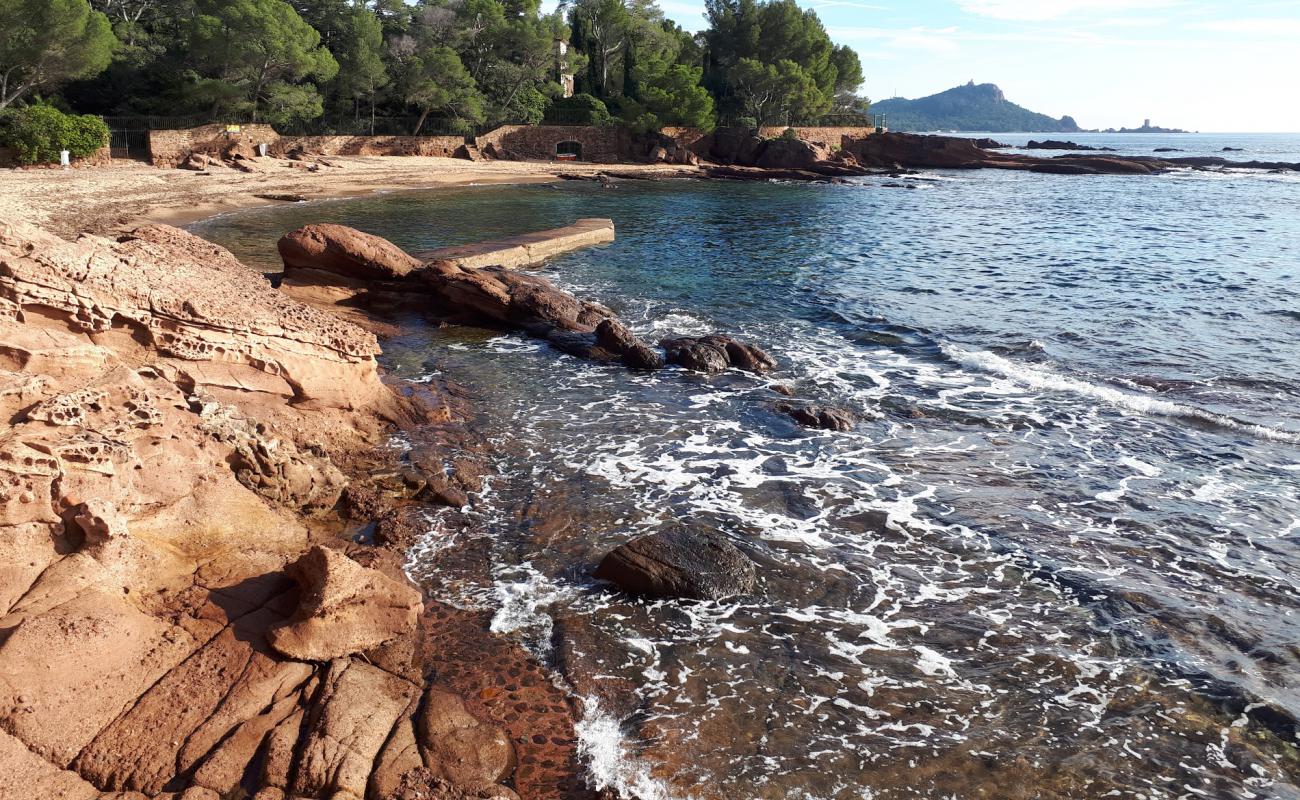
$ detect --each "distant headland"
[871,83,1082,133]
[872,83,1192,134]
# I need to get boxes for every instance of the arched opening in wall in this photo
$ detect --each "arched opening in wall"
[556,140,582,161]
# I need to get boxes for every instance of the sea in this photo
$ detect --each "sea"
[193,132,1300,799]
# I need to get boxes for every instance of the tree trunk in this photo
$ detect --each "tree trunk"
[413,109,430,136]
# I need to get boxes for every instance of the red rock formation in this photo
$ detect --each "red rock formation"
[0,220,559,799]
[277,223,775,378]
[268,545,424,661]
[279,222,424,281]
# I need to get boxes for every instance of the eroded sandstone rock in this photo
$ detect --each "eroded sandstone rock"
[417,687,516,790]
[277,224,677,373]
[278,223,423,281]
[291,659,420,798]
[0,221,532,800]
[268,545,423,661]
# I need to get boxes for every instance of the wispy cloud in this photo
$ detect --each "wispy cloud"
[830,22,1212,50]
[829,25,964,53]
[1187,17,1300,36]
[956,0,1178,21]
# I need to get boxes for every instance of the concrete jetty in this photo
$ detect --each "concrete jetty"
[415,218,615,269]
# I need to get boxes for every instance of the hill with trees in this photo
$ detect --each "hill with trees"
[0,0,869,137]
[872,82,1081,133]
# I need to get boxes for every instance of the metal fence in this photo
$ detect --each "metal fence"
[101,115,474,137]
[101,115,245,131]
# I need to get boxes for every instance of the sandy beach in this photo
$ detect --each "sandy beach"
[0,155,691,238]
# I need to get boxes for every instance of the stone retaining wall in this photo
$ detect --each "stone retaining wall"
[477,125,630,162]
[147,123,466,166]
[143,121,879,168]
[757,125,878,142]
[661,125,879,152]
[273,134,464,158]
[147,124,281,167]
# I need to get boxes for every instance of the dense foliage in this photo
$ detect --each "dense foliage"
[13,0,867,134]
[0,104,110,164]
[0,0,115,109]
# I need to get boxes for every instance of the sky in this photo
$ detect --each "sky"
[628,0,1300,132]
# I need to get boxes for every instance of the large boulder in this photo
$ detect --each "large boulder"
[594,529,757,600]
[422,261,613,333]
[278,223,424,281]
[753,137,835,170]
[661,334,776,375]
[842,132,992,169]
[708,128,765,164]
[267,546,423,661]
[595,319,664,370]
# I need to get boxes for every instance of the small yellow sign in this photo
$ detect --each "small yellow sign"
[225,124,242,133]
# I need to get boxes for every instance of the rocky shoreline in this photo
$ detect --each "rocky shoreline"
[682,130,1300,180]
[3,131,1290,799]
[0,206,801,799]
[0,219,614,799]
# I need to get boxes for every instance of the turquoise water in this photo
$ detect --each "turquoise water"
[194,138,1300,799]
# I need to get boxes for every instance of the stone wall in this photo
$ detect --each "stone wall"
[661,125,880,152]
[147,124,466,166]
[147,124,281,168]
[273,134,465,158]
[476,125,630,163]
[757,125,878,142]
[143,121,880,168]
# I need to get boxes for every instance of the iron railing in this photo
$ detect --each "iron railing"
[101,115,247,131]
[103,114,499,137]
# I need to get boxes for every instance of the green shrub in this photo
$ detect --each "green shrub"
[605,96,660,136]
[735,116,758,131]
[0,105,109,165]
[546,93,613,126]
[780,126,800,141]
[66,113,110,156]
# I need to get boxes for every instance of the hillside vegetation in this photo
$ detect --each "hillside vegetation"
[0,0,869,136]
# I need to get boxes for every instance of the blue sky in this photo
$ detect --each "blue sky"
[646,0,1300,131]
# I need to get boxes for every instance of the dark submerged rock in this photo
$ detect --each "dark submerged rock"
[776,402,858,431]
[594,529,757,600]
[596,319,665,369]
[661,334,776,374]
[1027,140,1083,150]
